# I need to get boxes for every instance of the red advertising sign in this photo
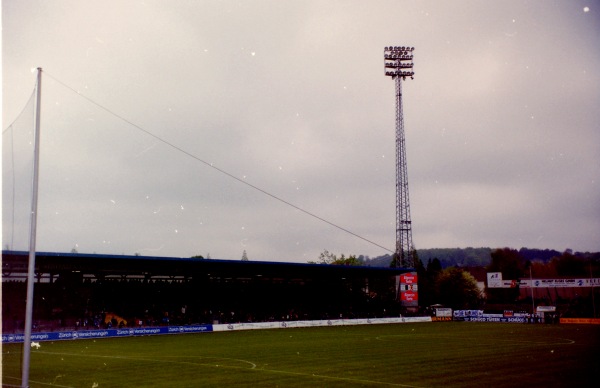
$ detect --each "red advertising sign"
[401,291,418,302]
[399,272,419,307]
[400,273,417,284]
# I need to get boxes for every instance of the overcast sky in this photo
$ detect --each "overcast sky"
[3,0,599,262]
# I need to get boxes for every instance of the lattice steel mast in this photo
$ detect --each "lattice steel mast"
[384,46,415,268]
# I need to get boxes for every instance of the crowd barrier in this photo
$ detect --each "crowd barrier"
[2,317,431,344]
[212,316,432,332]
[1,325,212,344]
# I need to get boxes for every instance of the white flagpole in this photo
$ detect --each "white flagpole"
[21,67,42,388]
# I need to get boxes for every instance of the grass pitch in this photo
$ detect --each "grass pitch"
[3,322,599,387]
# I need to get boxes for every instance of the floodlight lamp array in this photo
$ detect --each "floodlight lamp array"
[385,63,414,69]
[384,53,413,60]
[385,70,415,78]
[384,45,415,79]
[385,46,415,52]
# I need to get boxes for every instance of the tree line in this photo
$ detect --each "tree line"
[362,247,599,269]
[313,247,600,311]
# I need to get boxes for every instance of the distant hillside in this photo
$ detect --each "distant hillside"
[364,248,492,268]
[363,247,597,268]
[363,254,393,268]
[517,248,562,263]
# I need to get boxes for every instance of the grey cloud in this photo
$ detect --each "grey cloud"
[3,1,599,261]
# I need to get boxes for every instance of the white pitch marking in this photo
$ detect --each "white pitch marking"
[36,351,257,369]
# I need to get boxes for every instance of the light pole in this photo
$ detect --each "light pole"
[530,266,535,316]
[591,260,596,318]
[384,46,415,268]
[22,67,43,388]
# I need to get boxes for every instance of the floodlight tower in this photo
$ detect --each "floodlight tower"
[384,46,415,268]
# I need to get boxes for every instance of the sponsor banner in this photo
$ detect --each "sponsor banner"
[2,324,212,344]
[587,278,600,287]
[432,316,452,322]
[213,317,432,332]
[166,325,213,334]
[458,317,528,323]
[400,273,417,284]
[212,322,280,332]
[4,318,439,343]
[536,306,556,312]
[401,290,418,302]
[491,280,518,288]
[487,273,518,288]
[434,308,452,317]
[520,278,600,288]
[400,272,419,307]
[482,313,504,318]
[487,272,503,288]
[560,318,600,324]
[453,310,483,318]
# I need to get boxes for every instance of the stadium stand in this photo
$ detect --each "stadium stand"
[2,251,411,333]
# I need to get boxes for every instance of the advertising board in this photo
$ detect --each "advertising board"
[487,272,502,288]
[434,307,452,317]
[2,325,212,344]
[520,278,600,288]
[3,318,436,343]
[559,318,600,324]
[400,272,419,307]
[400,273,417,284]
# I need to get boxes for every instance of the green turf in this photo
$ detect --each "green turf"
[3,322,599,387]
